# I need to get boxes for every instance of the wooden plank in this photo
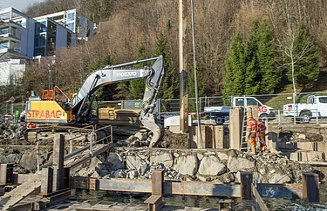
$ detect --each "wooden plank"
[0,173,42,210]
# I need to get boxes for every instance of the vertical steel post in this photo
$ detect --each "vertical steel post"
[52,134,65,192]
[41,167,53,195]
[110,125,113,143]
[152,170,164,196]
[302,172,319,202]
[240,171,253,200]
[36,140,40,172]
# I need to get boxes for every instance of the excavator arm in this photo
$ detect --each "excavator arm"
[72,55,164,147]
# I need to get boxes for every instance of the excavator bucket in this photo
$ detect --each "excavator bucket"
[141,114,162,148]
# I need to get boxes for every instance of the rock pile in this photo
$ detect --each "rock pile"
[0,121,26,145]
[76,148,314,184]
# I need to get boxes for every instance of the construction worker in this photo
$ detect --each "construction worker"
[258,121,268,152]
[246,112,258,154]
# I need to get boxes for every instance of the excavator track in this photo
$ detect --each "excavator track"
[25,124,100,145]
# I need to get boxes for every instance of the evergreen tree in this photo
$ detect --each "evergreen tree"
[292,25,320,86]
[256,20,279,94]
[188,65,205,99]
[155,33,176,99]
[129,44,146,99]
[244,29,260,95]
[222,32,246,98]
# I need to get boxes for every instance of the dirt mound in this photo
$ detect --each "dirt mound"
[159,129,189,149]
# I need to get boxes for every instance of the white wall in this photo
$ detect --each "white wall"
[0,60,25,86]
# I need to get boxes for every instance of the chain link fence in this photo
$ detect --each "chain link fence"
[3,91,327,125]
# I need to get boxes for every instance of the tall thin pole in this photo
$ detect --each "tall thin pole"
[190,0,202,145]
[179,0,188,133]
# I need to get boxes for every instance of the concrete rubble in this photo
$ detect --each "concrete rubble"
[0,121,26,145]
[76,148,314,184]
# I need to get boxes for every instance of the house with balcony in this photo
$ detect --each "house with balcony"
[0,7,93,86]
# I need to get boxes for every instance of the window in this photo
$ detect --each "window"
[34,34,46,47]
[235,98,244,106]
[66,23,75,31]
[0,27,9,35]
[0,41,9,49]
[67,12,75,21]
[67,32,72,47]
[10,41,20,52]
[34,47,45,56]
[11,27,19,38]
[319,97,327,104]
[35,21,47,33]
[247,98,261,106]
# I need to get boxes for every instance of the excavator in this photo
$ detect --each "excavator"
[24,55,164,147]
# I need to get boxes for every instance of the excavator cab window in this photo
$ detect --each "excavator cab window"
[41,89,55,101]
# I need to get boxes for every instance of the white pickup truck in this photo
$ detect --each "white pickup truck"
[283,95,327,122]
[204,96,275,123]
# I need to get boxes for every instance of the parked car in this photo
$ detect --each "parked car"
[283,95,327,122]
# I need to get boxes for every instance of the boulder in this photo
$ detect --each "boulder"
[217,152,229,161]
[268,173,291,184]
[150,152,173,167]
[126,155,143,170]
[78,157,101,176]
[20,150,37,172]
[127,170,139,179]
[173,155,198,176]
[106,153,124,170]
[6,153,21,164]
[111,169,127,178]
[198,156,226,176]
[227,157,255,173]
[139,163,149,176]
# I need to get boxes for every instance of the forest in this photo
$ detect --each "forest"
[14,0,327,102]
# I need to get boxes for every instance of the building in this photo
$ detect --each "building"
[0,7,93,86]
[34,9,94,41]
[0,8,35,59]
[33,17,76,57]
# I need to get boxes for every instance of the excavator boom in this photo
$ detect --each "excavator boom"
[25,56,164,147]
[72,55,164,147]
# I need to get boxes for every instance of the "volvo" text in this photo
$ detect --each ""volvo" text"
[115,72,137,77]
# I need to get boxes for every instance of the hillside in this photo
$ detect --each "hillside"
[18,0,327,102]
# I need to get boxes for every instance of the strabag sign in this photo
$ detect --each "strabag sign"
[26,110,64,119]
[26,101,67,123]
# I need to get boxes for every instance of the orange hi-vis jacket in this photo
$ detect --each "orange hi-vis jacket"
[247,117,258,144]
[247,117,258,133]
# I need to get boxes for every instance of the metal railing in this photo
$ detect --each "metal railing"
[36,125,113,171]
[64,125,113,161]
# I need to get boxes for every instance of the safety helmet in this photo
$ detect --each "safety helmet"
[247,113,253,118]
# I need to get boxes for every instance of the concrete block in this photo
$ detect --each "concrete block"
[192,125,215,149]
[290,152,299,161]
[229,108,242,150]
[214,125,224,149]
[169,125,180,133]
[291,151,325,162]
[316,142,327,152]
[296,142,315,151]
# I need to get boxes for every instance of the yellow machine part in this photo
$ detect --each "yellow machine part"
[26,101,72,124]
